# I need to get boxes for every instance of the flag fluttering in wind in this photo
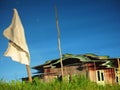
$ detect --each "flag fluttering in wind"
[3,8,30,65]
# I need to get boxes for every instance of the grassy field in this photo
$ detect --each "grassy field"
[0,75,120,90]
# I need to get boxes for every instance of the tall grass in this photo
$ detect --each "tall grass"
[0,75,120,90]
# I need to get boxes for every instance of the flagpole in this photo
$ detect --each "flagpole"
[3,8,33,82]
[26,65,32,82]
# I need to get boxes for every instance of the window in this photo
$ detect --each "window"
[97,71,100,81]
[97,70,104,81]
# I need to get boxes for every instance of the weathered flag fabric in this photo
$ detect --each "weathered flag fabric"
[3,9,30,65]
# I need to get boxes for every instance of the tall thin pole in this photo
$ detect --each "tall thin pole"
[117,58,120,84]
[26,65,32,82]
[54,4,64,79]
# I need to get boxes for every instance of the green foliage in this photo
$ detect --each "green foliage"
[0,76,120,90]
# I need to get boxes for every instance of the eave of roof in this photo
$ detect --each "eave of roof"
[32,53,120,70]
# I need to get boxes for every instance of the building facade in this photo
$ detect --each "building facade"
[23,53,120,85]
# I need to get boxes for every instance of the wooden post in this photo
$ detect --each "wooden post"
[117,58,120,84]
[26,65,32,82]
[117,58,120,68]
[94,61,97,82]
[117,58,120,74]
[54,4,64,80]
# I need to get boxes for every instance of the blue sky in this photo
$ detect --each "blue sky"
[0,0,120,81]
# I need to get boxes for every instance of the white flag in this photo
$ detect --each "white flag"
[3,8,30,65]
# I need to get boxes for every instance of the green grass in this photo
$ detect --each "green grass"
[0,75,120,90]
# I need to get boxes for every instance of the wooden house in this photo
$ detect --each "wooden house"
[24,53,120,85]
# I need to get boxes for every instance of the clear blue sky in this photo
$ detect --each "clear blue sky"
[0,0,120,81]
